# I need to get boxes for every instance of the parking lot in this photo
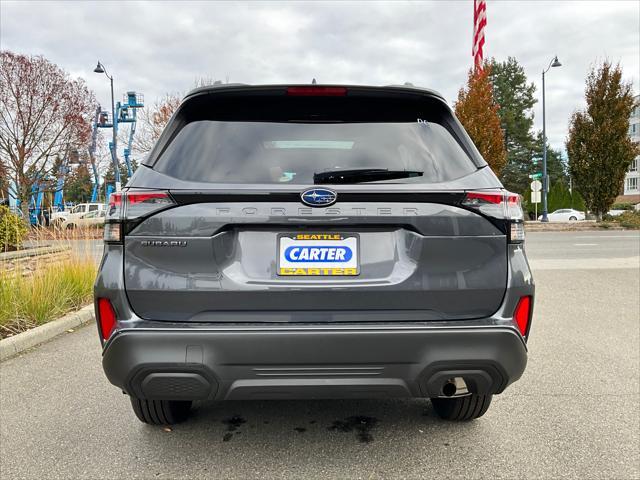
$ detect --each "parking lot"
[1,231,638,479]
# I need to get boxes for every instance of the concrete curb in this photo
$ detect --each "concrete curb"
[0,244,70,261]
[524,221,626,232]
[0,304,94,362]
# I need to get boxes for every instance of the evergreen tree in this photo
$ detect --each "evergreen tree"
[65,162,93,204]
[103,159,135,187]
[488,57,538,194]
[567,61,639,220]
[530,131,568,188]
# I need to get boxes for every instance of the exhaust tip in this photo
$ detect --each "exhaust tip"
[442,381,457,397]
[441,377,469,397]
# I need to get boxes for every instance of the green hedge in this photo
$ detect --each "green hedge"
[0,206,28,251]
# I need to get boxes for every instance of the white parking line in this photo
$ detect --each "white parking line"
[529,256,640,270]
[575,235,640,238]
[573,243,598,246]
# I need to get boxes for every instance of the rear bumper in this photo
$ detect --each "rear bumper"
[102,325,527,401]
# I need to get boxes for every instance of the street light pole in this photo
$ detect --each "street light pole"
[94,61,120,191]
[541,55,562,222]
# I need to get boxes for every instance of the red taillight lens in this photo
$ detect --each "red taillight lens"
[286,86,347,96]
[127,192,171,204]
[513,296,532,336]
[97,298,117,341]
[125,191,175,219]
[464,191,504,205]
[107,192,123,220]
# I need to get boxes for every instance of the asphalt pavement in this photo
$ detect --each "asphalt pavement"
[1,231,639,479]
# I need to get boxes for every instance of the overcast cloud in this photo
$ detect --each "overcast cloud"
[1,0,638,153]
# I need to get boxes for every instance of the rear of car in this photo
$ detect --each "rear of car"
[94,84,534,424]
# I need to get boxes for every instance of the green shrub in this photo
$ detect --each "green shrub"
[616,211,640,229]
[611,203,635,211]
[0,205,28,251]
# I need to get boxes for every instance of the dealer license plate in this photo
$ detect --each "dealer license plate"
[277,233,359,276]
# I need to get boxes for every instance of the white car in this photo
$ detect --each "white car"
[51,203,106,226]
[538,209,586,222]
[61,209,106,229]
[607,209,625,217]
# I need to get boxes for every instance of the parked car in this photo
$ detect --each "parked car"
[95,84,534,424]
[538,209,585,222]
[51,203,106,226]
[606,209,625,217]
[61,209,106,229]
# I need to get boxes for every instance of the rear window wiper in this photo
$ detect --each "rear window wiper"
[313,168,423,184]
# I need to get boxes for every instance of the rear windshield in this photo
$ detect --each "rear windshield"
[151,92,479,184]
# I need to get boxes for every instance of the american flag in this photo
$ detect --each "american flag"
[473,0,487,71]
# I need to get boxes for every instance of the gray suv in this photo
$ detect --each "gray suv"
[94,84,534,425]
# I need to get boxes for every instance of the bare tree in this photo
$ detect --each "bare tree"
[0,159,8,200]
[133,78,222,157]
[0,51,96,215]
[133,93,182,155]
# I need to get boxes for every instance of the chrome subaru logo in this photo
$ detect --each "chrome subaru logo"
[300,188,337,207]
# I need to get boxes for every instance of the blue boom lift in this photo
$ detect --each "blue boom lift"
[96,91,144,200]
[21,90,143,222]
[89,106,101,202]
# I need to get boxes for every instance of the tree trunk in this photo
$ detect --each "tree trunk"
[18,188,29,219]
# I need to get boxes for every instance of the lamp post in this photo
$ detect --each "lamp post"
[541,55,562,222]
[93,61,120,191]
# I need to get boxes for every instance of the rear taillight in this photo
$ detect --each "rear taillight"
[106,192,123,220]
[126,191,175,219]
[513,295,532,337]
[97,298,117,341]
[461,190,525,243]
[286,86,347,96]
[104,190,175,244]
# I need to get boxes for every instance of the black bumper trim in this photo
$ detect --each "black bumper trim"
[102,326,527,400]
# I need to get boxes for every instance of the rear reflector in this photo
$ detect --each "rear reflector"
[513,296,532,336]
[286,86,347,96]
[97,298,117,341]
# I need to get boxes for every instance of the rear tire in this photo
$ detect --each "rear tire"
[430,394,492,421]
[129,397,192,425]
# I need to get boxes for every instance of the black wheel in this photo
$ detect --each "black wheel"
[129,397,192,425]
[66,223,76,230]
[430,394,492,421]
[569,216,577,221]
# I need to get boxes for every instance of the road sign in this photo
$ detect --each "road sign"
[529,173,543,179]
[531,191,541,203]
[531,180,542,192]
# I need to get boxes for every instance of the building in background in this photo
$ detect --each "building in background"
[616,94,640,207]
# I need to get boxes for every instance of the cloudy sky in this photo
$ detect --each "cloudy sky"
[1,0,638,153]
